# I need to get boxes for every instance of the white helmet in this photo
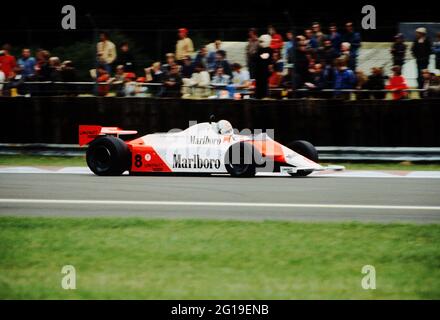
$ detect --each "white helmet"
[259,34,272,48]
[217,120,233,135]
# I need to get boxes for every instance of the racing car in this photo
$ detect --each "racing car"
[79,119,342,177]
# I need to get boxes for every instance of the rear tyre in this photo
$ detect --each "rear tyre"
[224,142,259,177]
[286,140,318,177]
[86,136,131,176]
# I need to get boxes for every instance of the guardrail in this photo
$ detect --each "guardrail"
[0,80,428,98]
[1,143,440,162]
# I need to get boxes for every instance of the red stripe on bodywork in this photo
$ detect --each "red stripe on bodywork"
[247,140,286,163]
[128,138,172,172]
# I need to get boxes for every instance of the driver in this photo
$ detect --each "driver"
[216,120,233,135]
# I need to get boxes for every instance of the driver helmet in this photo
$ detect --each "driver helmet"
[217,120,233,135]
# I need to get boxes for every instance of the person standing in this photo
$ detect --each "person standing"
[411,27,432,88]
[390,33,407,67]
[246,28,259,79]
[17,48,36,80]
[175,28,194,63]
[97,32,117,73]
[116,42,135,73]
[341,22,361,70]
[255,34,273,99]
[0,44,17,79]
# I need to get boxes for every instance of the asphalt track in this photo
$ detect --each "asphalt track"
[1,172,440,223]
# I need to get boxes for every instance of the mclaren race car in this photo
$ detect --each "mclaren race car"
[79,120,342,177]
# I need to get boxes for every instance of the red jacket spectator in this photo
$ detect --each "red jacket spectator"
[0,44,17,78]
[386,66,408,100]
[268,26,283,51]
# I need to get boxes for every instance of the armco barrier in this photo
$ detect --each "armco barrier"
[0,97,440,147]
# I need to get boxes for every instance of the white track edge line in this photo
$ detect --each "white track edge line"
[1,199,440,211]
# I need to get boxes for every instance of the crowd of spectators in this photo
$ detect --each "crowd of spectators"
[1,24,440,99]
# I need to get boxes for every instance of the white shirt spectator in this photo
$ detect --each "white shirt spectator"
[97,40,117,65]
[184,70,211,87]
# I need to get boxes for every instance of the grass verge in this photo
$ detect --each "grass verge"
[0,217,439,299]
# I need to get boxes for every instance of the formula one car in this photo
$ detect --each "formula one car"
[79,120,342,177]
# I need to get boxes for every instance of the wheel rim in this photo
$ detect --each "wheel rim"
[92,146,112,173]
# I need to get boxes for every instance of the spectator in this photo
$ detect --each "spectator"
[146,62,165,83]
[304,29,318,51]
[181,56,194,78]
[318,40,338,67]
[211,67,231,85]
[162,53,178,74]
[95,65,111,96]
[97,32,117,73]
[116,42,135,72]
[268,64,282,88]
[60,60,77,96]
[112,65,126,96]
[183,62,210,88]
[366,67,387,99]
[0,64,5,95]
[355,70,369,100]
[303,63,328,97]
[7,66,25,96]
[113,65,126,82]
[386,65,409,100]
[246,28,259,79]
[294,36,310,89]
[231,63,250,89]
[284,30,295,64]
[143,62,165,97]
[268,25,283,52]
[194,46,209,70]
[411,27,432,88]
[421,69,440,98]
[328,23,342,55]
[213,50,232,77]
[272,51,284,72]
[35,50,51,81]
[312,22,327,50]
[176,28,194,62]
[433,32,440,71]
[17,49,36,80]
[48,57,62,82]
[340,42,355,70]
[0,44,17,79]
[341,22,361,70]
[60,60,76,82]
[162,64,183,98]
[255,34,273,99]
[334,58,356,98]
[207,40,222,72]
[390,33,407,67]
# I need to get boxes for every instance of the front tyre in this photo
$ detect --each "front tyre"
[224,142,259,177]
[86,136,131,176]
[286,140,318,177]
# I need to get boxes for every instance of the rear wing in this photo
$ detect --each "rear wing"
[79,125,138,146]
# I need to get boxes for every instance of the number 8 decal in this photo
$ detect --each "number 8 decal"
[134,154,142,168]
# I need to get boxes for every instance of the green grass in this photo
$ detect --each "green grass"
[0,217,439,299]
[0,155,85,167]
[1,155,440,171]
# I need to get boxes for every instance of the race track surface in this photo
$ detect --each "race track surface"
[1,172,440,223]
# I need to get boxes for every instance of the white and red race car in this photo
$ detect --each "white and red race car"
[79,120,342,177]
